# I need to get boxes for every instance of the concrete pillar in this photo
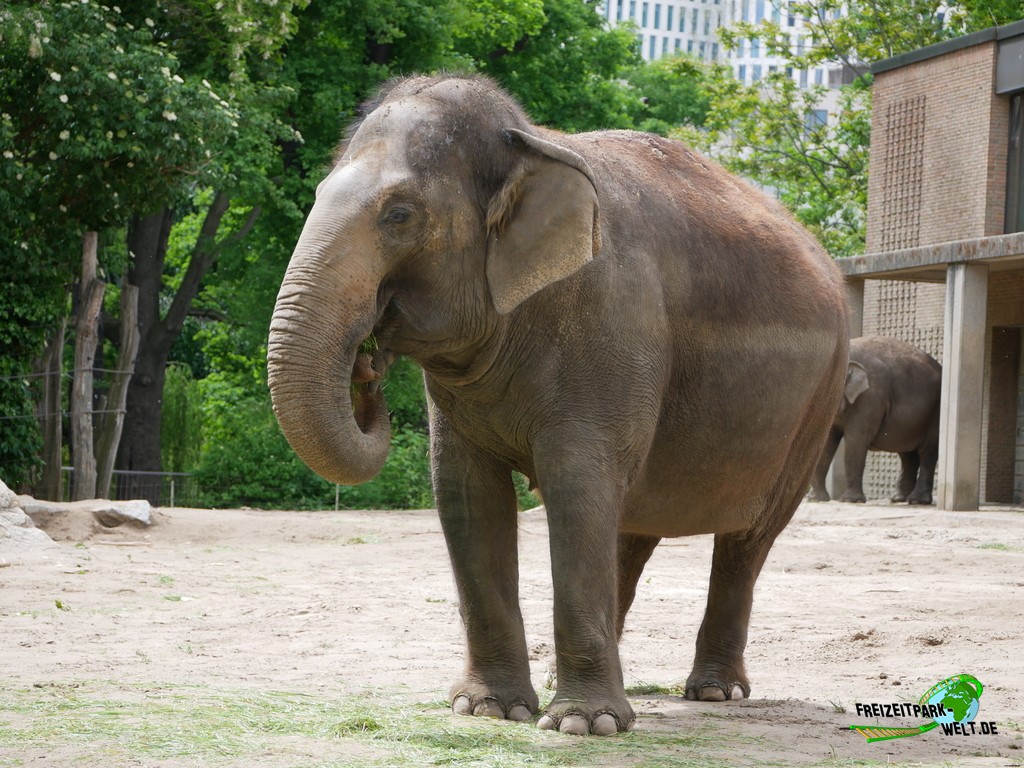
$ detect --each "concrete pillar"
[828,279,866,499]
[937,263,989,511]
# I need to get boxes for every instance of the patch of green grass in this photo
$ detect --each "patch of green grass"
[977,542,1022,551]
[0,681,953,768]
[0,681,737,768]
[626,683,684,696]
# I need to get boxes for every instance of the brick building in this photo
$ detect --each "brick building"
[832,20,1024,509]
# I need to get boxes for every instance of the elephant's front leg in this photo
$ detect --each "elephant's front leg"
[535,449,634,736]
[432,420,537,722]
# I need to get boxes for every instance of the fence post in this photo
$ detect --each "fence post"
[170,477,176,508]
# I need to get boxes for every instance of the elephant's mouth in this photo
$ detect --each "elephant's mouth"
[350,344,397,432]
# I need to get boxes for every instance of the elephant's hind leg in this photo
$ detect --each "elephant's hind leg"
[892,452,920,503]
[616,533,661,638]
[687,465,809,701]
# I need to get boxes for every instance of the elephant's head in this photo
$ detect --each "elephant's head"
[267,75,601,484]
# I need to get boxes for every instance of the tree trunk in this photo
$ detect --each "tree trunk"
[96,284,140,499]
[117,196,259,504]
[70,231,105,501]
[38,318,66,501]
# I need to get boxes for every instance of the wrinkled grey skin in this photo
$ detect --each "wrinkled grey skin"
[809,336,942,505]
[267,75,849,736]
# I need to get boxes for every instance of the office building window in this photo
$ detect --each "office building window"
[755,0,765,22]
[675,37,682,51]
[711,42,718,58]
[666,5,673,30]
[804,110,828,136]
[799,68,808,88]
[649,35,656,58]
[815,67,824,84]
[692,8,699,30]
[751,38,760,56]
[753,64,762,81]
[642,2,648,26]
[654,3,661,28]
[739,64,747,83]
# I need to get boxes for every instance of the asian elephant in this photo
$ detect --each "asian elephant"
[267,75,848,735]
[809,336,942,505]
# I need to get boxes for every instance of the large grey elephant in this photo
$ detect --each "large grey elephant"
[809,336,942,505]
[267,75,848,735]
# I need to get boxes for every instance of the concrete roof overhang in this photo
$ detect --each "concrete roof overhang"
[835,232,1024,283]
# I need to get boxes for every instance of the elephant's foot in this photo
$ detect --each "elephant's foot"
[890,492,908,503]
[906,493,933,506]
[684,663,750,702]
[839,491,866,503]
[807,488,831,502]
[449,680,537,723]
[537,689,635,735]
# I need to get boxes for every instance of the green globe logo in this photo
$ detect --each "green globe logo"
[850,674,985,742]
[923,674,983,726]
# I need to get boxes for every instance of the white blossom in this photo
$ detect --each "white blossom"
[48,151,57,160]
[145,17,155,27]
[59,94,68,103]
[20,242,29,250]
[3,150,13,159]
[108,72,118,80]
[162,110,177,121]
[49,72,61,82]
[172,133,180,141]
[106,131,113,139]
[173,74,184,84]
[161,67,171,78]
[59,130,70,140]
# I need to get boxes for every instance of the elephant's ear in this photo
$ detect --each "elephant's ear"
[485,128,601,315]
[845,362,870,404]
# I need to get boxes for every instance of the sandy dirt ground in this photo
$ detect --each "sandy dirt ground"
[2,498,1023,766]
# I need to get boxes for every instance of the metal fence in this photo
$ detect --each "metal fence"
[60,467,198,507]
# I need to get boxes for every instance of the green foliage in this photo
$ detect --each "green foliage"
[624,54,712,136]
[474,0,644,132]
[0,1,240,229]
[161,364,202,475]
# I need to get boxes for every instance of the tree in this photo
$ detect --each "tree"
[0,0,239,494]
[473,0,643,132]
[624,54,712,136]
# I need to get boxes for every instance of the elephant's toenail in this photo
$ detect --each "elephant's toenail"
[473,699,504,719]
[452,696,472,716]
[508,705,532,722]
[537,715,557,730]
[700,685,727,702]
[730,685,744,700]
[592,714,618,735]
[559,715,590,735]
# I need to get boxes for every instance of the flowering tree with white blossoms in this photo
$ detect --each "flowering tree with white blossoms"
[0,0,251,497]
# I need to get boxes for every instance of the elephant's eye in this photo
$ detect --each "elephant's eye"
[384,207,411,224]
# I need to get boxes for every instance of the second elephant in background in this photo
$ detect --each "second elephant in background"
[810,336,942,505]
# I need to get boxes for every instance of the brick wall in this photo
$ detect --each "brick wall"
[859,35,1023,506]
[867,42,1006,251]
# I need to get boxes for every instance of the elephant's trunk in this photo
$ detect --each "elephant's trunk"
[267,220,391,485]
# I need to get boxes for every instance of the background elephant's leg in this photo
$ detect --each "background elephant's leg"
[433,422,537,722]
[536,455,633,735]
[616,533,661,638]
[686,525,779,702]
[808,427,842,502]
[908,444,938,505]
[891,452,920,502]
[840,436,869,503]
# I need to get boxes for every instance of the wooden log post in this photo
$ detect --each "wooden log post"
[96,284,140,499]
[70,232,105,501]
